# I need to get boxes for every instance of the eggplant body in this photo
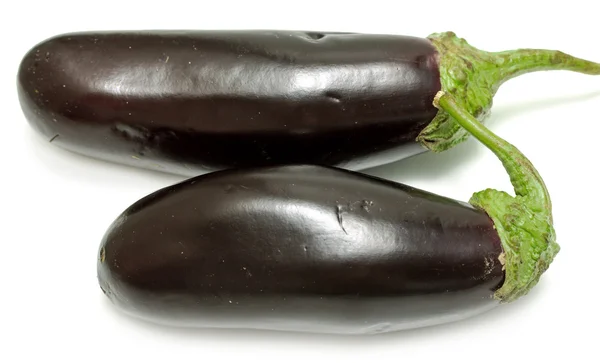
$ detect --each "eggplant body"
[98,165,504,334]
[18,30,441,175]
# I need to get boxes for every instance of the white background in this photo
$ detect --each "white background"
[2,1,598,361]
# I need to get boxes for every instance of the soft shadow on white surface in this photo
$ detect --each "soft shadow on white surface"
[97,280,548,346]
[364,89,600,182]
[489,88,600,122]
[365,137,483,183]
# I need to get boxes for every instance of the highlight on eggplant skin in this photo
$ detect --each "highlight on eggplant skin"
[97,165,505,335]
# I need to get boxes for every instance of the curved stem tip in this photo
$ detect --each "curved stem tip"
[433,91,560,303]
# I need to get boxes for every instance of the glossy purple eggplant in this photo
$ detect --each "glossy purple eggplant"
[97,165,505,334]
[18,30,600,176]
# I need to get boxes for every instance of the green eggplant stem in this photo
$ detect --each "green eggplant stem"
[419,31,600,152]
[494,48,600,81]
[433,90,559,303]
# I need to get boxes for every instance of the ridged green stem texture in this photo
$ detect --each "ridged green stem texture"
[433,91,559,303]
[420,31,600,152]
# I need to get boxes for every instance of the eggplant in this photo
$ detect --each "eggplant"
[19,29,600,176]
[98,164,504,334]
[97,92,559,334]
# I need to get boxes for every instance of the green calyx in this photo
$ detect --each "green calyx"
[419,31,600,152]
[433,91,559,303]
[470,189,559,302]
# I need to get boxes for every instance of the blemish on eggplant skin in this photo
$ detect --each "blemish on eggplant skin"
[306,32,326,40]
[325,91,342,103]
[336,204,348,234]
[99,247,106,263]
[482,257,495,279]
[361,200,374,212]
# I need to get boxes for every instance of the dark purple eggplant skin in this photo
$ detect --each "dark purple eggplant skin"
[18,30,441,175]
[98,165,505,334]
